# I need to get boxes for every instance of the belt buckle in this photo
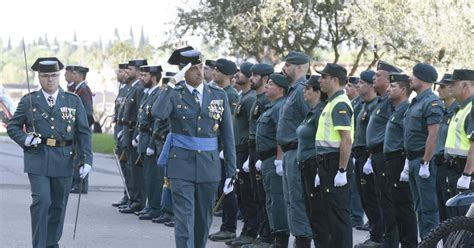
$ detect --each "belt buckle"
[46,138,56,146]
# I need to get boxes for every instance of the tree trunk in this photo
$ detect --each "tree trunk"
[349,40,368,76]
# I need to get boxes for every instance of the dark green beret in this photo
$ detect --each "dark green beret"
[413,63,438,83]
[284,51,310,65]
[270,73,290,88]
[216,58,237,75]
[251,63,274,75]
[239,62,254,78]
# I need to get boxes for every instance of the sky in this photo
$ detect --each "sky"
[0,0,197,47]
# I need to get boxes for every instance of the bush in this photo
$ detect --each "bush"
[92,133,115,154]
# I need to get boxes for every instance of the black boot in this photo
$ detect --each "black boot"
[293,236,311,248]
[274,233,289,248]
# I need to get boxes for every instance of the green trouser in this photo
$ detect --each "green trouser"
[261,155,289,233]
[282,149,312,238]
[127,148,145,208]
[143,152,164,216]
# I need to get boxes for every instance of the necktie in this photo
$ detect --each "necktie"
[47,96,55,108]
[192,89,200,106]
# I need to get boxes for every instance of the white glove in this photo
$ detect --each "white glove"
[242,157,250,173]
[171,63,191,84]
[219,150,224,159]
[117,130,123,140]
[352,157,356,165]
[314,174,320,188]
[457,175,471,189]
[255,160,262,172]
[223,178,234,195]
[363,158,374,175]
[400,159,410,182]
[274,160,283,176]
[24,133,42,147]
[334,170,347,187]
[146,148,155,156]
[79,164,92,178]
[132,135,139,147]
[419,161,430,179]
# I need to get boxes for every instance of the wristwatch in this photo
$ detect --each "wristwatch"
[462,172,472,177]
[338,168,346,173]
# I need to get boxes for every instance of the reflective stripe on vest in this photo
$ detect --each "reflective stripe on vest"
[315,93,354,148]
[445,101,472,157]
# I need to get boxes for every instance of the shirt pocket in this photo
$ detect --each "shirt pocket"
[172,106,198,120]
[409,109,424,132]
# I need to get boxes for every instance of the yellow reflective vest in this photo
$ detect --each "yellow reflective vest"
[445,100,472,157]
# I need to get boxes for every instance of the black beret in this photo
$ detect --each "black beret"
[360,70,375,84]
[66,65,89,73]
[347,76,360,84]
[140,65,163,73]
[435,73,452,86]
[302,75,321,90]
[377,61,402,73]
[215,58,237,76]
[118,63,129,69]
[31,57,64,72]
[239,62,254,78]
[205,59,216,67]
[168,46,194,65]
[413,63,438,83]
[270,73,290,88]
[250,63,274,75]
[129,59,148,67]
[316,63,347,83]
[445,69,474,83]
[389,73,410,83]
[284,51,310,65]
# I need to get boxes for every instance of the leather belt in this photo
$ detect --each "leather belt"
[41,139,73,147]
[406,150,424,160]
[236,143,249,153]
[384,150,405,161]
[281,142,298,152]
[368,143,384,154]
[447,157,467,167]
[139,126,152,133]
[123,121,137,127]
[258,149,277,161]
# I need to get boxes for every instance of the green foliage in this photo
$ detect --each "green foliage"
[92,133,115,154]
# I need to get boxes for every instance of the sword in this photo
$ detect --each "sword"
[213,169,239,214]
[113,151,131,199]
[22,39,39,143]
[72,177,84,240]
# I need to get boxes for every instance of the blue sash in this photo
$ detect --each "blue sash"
[157,133,218,167]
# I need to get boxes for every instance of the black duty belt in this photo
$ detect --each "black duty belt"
[236,143,249,153]
[368,143,384,154]
[352,146,368,158]
[123,121,137,127]
[139,126,152,133]
[406,150,424,160]
[297,157,317,169]
[41,139,73,147]
[281,142,298,152]
[248,139,256,148]
[433,154,446,166]
[384,150,405,161]
[258,149,277,161]
[447,157,467,168]
[117,119,123,125]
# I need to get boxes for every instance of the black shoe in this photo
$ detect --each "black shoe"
[138,213,160,220]
[112,196,128,207]
[213,209,223,217]
[208,230,236,242]
[226,234,255,246]
[354,239,383,248]
[355,222,370,231]
[152,215,172,224]
[119,203,142,214]
[164,220,175,227]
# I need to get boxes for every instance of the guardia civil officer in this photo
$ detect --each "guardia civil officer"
[276,51,313,247]
[351,71,381,239]
[315,63,353,248]
[255,74,291,247]
[68,65,93,194]
[134,65,165,220]
[204,59,216,84]
[209,61,250,241]
[444,69,474,215]
[112,62,132,207]
[403,63,444,239]
[7,57,92,248]
[433,74,459,221]
[153,49,236,248]
[383,74,418,248]
[297,75,329,247]
[361,61,402,248]
[118,59,148,214]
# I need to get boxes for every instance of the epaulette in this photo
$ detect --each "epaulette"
[64,91,80,98]
[208,83,224,92]
[22,91,37,99]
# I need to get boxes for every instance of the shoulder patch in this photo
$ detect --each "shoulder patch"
[431,101,439,107]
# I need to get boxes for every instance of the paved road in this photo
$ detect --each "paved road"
[0,139,367,247]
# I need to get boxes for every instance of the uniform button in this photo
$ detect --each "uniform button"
[182,116,186,119]
[51,126,55,129]
[51,136,54,138]
[197,127,201,131]
[198,116,201,120]
[197,150,201,153]
[173,154,177,158]
[182,128,187,132]
[51,117,54,121]
[70,152,73,155]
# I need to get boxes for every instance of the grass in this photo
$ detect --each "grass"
[92,133,116,154]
